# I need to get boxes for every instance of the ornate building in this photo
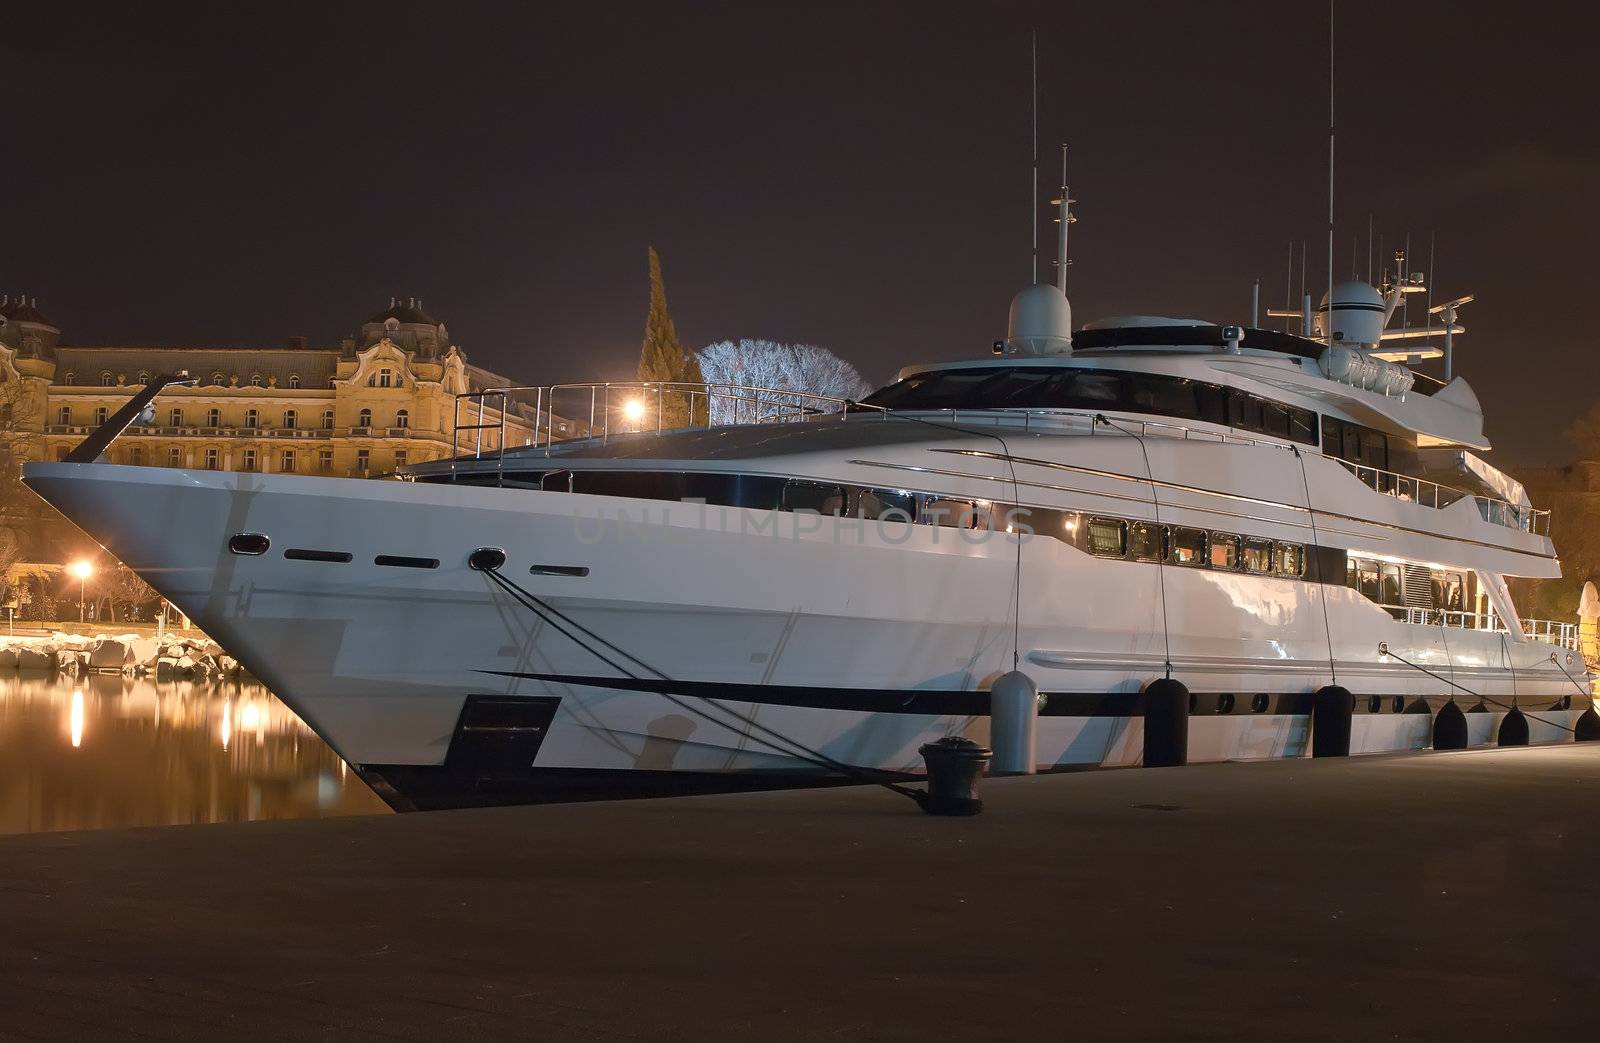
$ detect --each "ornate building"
[0,296,536,478]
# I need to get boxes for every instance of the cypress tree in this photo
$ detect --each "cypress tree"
[636,246,705,428]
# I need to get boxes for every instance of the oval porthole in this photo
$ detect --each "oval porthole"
[228,533,270,556]
[1217,693,1235,714]
[1187,693,1197,713]
[469,547,508,571]
[1251,693,1269,714]
[1392,695,1405,714]
[1368,695,1382,714]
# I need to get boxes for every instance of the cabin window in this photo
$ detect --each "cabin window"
[1129,522,1163,562]
[1242,538,1274,575]
[1262,402,1291,438]
[1276,543,1305,578]
[855,488,916,521]
[1086,517,1127,557]
[922,498,990,530]
[1209,533,1240,570]
[1432,571,1466,613]
[782,480,846,515]
[1168,526,1208,566]
[1379,563,1402,605]
[1323,416,1390,470]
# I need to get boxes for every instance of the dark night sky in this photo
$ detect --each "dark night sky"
[3,1,1594,463]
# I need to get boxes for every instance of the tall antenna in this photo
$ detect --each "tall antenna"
[1325,0,1335,345]
[1031,32,1039,285]
[1366,213,1374,283]
[1284,241,1293,333]
[1055,145,1072,292]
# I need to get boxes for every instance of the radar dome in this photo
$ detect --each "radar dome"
[1006,283,1072,356]
[1314,281,1386,347]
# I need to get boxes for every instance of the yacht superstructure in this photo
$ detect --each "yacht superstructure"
[21,250,1595,808]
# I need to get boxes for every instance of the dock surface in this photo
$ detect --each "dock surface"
[3,746,1597,1039]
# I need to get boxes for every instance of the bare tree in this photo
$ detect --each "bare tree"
[1566,401,1600,462]
[696,340,874,424]
[108,565,157,622]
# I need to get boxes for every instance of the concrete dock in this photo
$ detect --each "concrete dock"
[3,746,1597,1040]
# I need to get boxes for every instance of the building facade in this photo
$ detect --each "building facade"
[0,297,537,479]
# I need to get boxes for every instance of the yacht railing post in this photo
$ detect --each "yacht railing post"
[475,394,486,458]
[656,385,663,434]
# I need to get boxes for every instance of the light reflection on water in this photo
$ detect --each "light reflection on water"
[0,672,390,835]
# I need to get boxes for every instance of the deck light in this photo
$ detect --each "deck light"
[622,398,646,424]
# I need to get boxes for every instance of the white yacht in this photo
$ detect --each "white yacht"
[22,262,1595,809]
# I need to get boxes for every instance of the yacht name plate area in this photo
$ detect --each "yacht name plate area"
[21,291,1593,809]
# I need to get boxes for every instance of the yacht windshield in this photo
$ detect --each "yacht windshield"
[861,365,1318,446]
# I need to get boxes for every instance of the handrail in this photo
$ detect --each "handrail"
[1376,603,1580,651]
[1332,457,1551,536]
[450,381,855,466]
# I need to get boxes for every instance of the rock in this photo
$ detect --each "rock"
[89,637,133,670]
[0,646,18,671]
[17,647,55,672]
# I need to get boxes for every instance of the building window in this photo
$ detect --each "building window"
[100,371,115,386]
[56,447,70,461]
[244,408,258,428]
[204,448,219,470]
[356,449,370,473]
[280,450,295,473]
[242,449,257,472]
[137,370,151,385]
[377,368,393,388]
[206,408,221,427]
[61,371,76,386]
[283,409,297,429]
[57,406,71,426]
[358,408,372,428]
[394,409,409,429]
[318,449,333,472]
[250,372,264,388]
[321,409,334,430]
[130,446,143,465]
[168,407,183,427]
[210,372,225,386]
[93,406,108,425]
[288,374,301,389]
[168,447,182,467]
[393,450,407,468]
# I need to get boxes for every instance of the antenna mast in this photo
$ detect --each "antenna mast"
[1031,32,1039,285]
[1055,145,1071,292]
[1326,0,1335,345]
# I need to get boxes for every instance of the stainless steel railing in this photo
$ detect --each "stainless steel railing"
[1378,603,1579,650]
[451,381,854,461]
[1332,458,1551,536]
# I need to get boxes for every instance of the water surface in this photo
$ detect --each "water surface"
[0,672,389,835]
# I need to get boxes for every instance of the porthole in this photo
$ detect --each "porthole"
[284,548,353,563]
[1187,693,1197,713]
[375,555,440,569]
[1368,695,1382,714]
[1392,695,1404,714]
[1217,693,1236,714]
[1251,693,1269,714]
[469,547,508,571]
[529,564,590,577]
[228,533,270,556]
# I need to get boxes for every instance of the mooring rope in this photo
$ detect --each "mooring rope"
[477,563,926,802]
[1094,415,1173,679]
[1378,641,1577,736]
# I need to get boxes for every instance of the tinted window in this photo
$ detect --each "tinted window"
[1243,538,1274,574]
[1086,518,1127,557]
[1129,523,1163,562]
[783,480,846,514]
[856,488,916,520]
[1168,527,1208,566]
[1276,543,1305,577]
[1209,533,1240,570]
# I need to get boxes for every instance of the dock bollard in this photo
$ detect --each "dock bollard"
[1311,685,1354,758]
[1143,678,1189,768]
[989,670,1040,775]
[1498,706,1529,747]
[917,737,992,816]
[1433,700,1469,750]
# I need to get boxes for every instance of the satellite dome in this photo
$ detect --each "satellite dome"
[1005,283,1072,356]
[1314,281,1386,347]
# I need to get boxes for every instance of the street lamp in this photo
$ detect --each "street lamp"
[621,398,646,428]
[68,560,93,624]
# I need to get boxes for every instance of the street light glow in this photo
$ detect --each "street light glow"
[622,398,646,423]
[69,560,93,580]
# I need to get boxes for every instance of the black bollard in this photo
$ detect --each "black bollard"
[1143,678,1190,768]
[1576,705,1600,743]
[1311,685,1354,758]
[1433,700,1469,751]
[917,736,992,816]
[1498,705,1529,747]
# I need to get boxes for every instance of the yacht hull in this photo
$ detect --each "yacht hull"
[22,463,1586,810]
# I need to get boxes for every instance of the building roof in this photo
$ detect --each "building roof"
[54,347,340,388]
[0,295,56,328]
[365,299,438,326]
